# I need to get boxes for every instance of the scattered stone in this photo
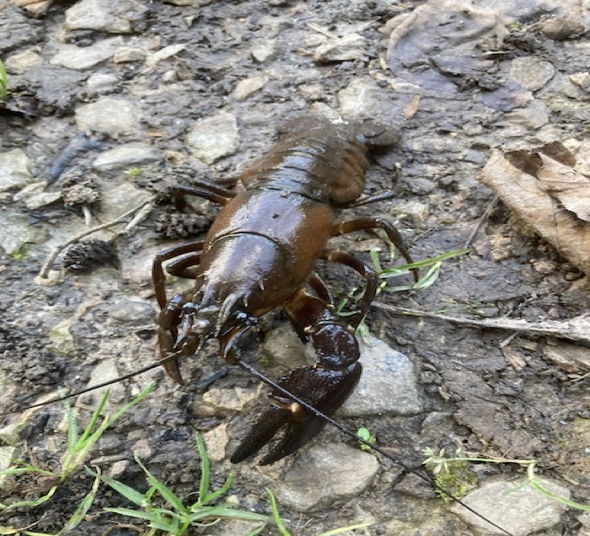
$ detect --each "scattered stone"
[86,72,119,94]
[395,200,430,224]
[0,212,48,255]
[13,181,61,210]
[108,460,130,479]
[64,0,147,33]
[50,37,124,70]
[132,438,155,460]
[92,142,162,173]
[234,76,269,100]
[187,112,239,164]
[4,49,43,75]
[165,0,213,5]
[113,46,147,63]
[196,386,262,417]
[509,57,555,92]
[274,442,379,512]
[506,99,549,130]
[0,149,34,192]
[109,299,154,324]
[145,44,187,70]
[24,191,62,210]
[12,0,54,15]
[341,335,423,417]
[0,446,16,488]
[570,72,590,93]
[540,16,586,40]
[262,329,422,417]
[314,34,367,63]
[75,97,142,138]
[85,359,126,406]
[544,341,590,373]
[202,423,229,462]
[250,39,279,63]
[451,476,570,536]
[48,319,76,356]
[98,182,153,222]
[338,77,390,121]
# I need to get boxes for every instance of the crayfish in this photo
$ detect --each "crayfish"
[153,116,417,465]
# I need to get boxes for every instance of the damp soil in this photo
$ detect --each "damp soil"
[1,1,590,535]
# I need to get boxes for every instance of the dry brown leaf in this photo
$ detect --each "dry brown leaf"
[480,149,590,275]
[537,154,590,222]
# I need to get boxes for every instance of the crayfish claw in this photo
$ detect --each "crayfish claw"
[231,362,361,464]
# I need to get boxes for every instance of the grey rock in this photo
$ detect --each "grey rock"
[50,37,124,70]
[544,341,590,373]
[109,299,155,324]
[274,442,379,512]
[65,0,147,33]
[234,76,269,101]
[262,328,422,417]
[14,181,61,210]
[510,57,555,92]
[85,359,126,406]
[76,97,142,138]
[113,46,148,63]
[0,212,48,255]
[571,72,590,92]
[86,72,119,94]
[0,149,34,192]
[202,423,229,462]
[4,49,43,75]
[451,476,570,536]
[341,334,423,417]
[196,386,262,417]
[314,34,367,63]
[250,39,279,63]
[338,76,390,121]
[98,182,153,223]
[507,99,549,130]
[92,143,162,173]
[187,112,239,164]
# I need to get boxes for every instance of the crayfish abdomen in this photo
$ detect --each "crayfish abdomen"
[153,116,415,464]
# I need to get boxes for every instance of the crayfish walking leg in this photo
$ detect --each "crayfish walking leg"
[231,287,362,465]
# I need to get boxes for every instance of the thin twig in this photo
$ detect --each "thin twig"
[38,195,157,279]
[464,194,499,248]
[371,302,590,344]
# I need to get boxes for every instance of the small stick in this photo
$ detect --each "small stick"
[38,195,157,279]
[371,303,590,344]
[464,194,498,248]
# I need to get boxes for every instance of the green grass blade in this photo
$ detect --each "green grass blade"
[74,389,110,450]
[188,505,270,523]
[243,525,266,536]
[59,391,79,453]
[105,383,155,425]
[266,488,290,536]
[55,472,100,535]
[198,473,234,505]
[194,432,210,505]
[529,481,590,511]
[86,467,150,507]
[134,453,187,514]
[0,486,58,510]
[104,507,162,521]
[317,523,372,535]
